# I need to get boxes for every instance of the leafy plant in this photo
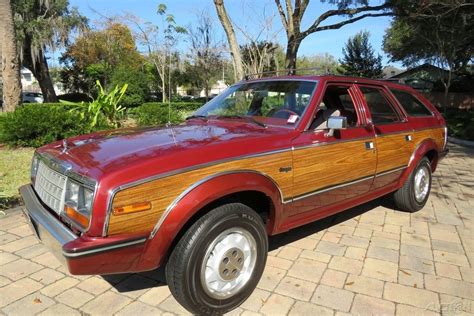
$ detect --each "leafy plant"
[0,104,84,147]
[68,81,127,132]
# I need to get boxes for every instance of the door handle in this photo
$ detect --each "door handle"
[365,141,375,150]
[405,135,413,142]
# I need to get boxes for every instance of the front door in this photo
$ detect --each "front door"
[288,83,377,219]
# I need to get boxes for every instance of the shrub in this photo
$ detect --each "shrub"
[67,81,127,132]
[132,103,185,126]
[442,108,474,141]
[0,103,85,147]
[110,66,149,107]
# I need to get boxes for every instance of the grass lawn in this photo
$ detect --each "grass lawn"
[0,146,35,210]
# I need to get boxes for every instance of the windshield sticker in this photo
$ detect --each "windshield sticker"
[287,115,299,124]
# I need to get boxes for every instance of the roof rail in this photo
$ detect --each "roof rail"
[242,67,334,80]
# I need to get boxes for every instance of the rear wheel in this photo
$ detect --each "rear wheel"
[166,203,268,315]
[393,157,432,212]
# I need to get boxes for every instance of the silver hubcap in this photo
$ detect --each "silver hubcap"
[201,228,257,299]
[414,165,430,202]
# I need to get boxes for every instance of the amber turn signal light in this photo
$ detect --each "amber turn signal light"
[64,205,89,228]
[113,202,152,215]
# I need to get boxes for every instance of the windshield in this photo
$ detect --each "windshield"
[194,80,317,127]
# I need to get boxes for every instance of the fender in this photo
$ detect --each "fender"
[398,138,439,187]
[138,170,284,270]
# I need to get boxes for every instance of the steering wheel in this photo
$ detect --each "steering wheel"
[272,109,298,119]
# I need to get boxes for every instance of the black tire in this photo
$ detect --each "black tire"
[166,203,268,315]
[393,157,432,212]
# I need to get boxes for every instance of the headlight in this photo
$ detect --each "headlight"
[30,155,40,181]
[64,180,94,229]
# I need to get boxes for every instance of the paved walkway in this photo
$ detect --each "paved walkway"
[1,144,473,315]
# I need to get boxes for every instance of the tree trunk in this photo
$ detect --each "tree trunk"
[285,36,301,74]
[213,0,244,82]
[30,51,58,102]
[0,0,22,112]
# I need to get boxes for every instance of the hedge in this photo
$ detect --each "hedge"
[131,102,203,127]
[0,101,204,147]
[0,103,87,147]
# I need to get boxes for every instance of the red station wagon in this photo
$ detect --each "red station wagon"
[21,75,448,314]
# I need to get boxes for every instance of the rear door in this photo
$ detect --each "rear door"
[288,83,377,218]
[356,85,414,190]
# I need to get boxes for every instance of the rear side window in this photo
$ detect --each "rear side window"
[391,89,433,116]
[359,87,400,124]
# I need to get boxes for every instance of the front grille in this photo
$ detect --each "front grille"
[34,161,67,215]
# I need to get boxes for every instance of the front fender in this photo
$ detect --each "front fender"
[398,138,439,187]
[139,171,284,270]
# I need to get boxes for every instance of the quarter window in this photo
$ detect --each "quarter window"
[391,89,432,116]
[360,87,400,124]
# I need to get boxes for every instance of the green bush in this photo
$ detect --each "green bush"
[0,103,86,147]
[131,102,203,127]
[441,108,474,141]
[110,66,149,108]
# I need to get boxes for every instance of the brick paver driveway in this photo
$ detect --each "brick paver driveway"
[1,144,473,315]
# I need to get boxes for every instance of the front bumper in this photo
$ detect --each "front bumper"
[20,184,148,275]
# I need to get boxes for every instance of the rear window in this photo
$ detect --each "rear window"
[359,86,400,124]
[391,89,432,117]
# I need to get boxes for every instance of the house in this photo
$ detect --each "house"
[388,63,451,91]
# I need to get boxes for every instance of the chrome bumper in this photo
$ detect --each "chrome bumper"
[20,184,77,265]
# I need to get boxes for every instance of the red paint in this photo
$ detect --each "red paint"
[32,75,446,275]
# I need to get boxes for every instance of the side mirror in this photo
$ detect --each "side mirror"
[326,116,347,137]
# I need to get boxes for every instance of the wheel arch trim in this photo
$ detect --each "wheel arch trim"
[398,138,439,187]
[149,170,285,239]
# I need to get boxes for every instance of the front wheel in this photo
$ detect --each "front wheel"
[166,203,268,315]
[393,157,432,212]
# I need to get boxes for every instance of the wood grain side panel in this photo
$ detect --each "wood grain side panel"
[108,151,293,235]
[413,128,445,151]
[375,127,444,174]
[375,133,414,173]
[292,139,377,197]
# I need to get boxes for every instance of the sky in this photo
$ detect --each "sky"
[54,0,400,68]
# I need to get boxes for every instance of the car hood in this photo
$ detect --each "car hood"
[38,121,292,181]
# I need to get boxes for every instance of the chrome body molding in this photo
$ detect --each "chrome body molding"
[147,169,285,238]
[62,238,147,258]
[291,175,374,202]
[375,165,407,178]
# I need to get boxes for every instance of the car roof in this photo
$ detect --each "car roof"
[243,74,413,91]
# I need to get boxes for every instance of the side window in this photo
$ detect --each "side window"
[390,89,433,116]
[359,87,400,124]
[311,85,359,130]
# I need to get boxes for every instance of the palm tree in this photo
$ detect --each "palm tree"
[0,0,22,112]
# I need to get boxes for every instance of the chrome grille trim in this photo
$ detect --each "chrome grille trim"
[34,161,67,215]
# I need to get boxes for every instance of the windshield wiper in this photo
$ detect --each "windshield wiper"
[185,115,208,121]
[216,115,267,128]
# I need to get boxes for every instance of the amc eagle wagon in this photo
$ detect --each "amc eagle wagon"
[21,75,448,314]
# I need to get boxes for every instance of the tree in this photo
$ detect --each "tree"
[297,53,340,74]
[187,13,223,100]
[213,0,244,81]
[383,1,474,109]
[274,0,392,73]
[340,31,383,78]
[0,0,22,111]
[12,0,87,102]
[240,41,281,77]
[126,4,186,102]
[60,21,144,95]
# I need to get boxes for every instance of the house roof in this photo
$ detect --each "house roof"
[390,63,449,79]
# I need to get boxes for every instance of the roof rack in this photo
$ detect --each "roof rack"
[243,67,334,80]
